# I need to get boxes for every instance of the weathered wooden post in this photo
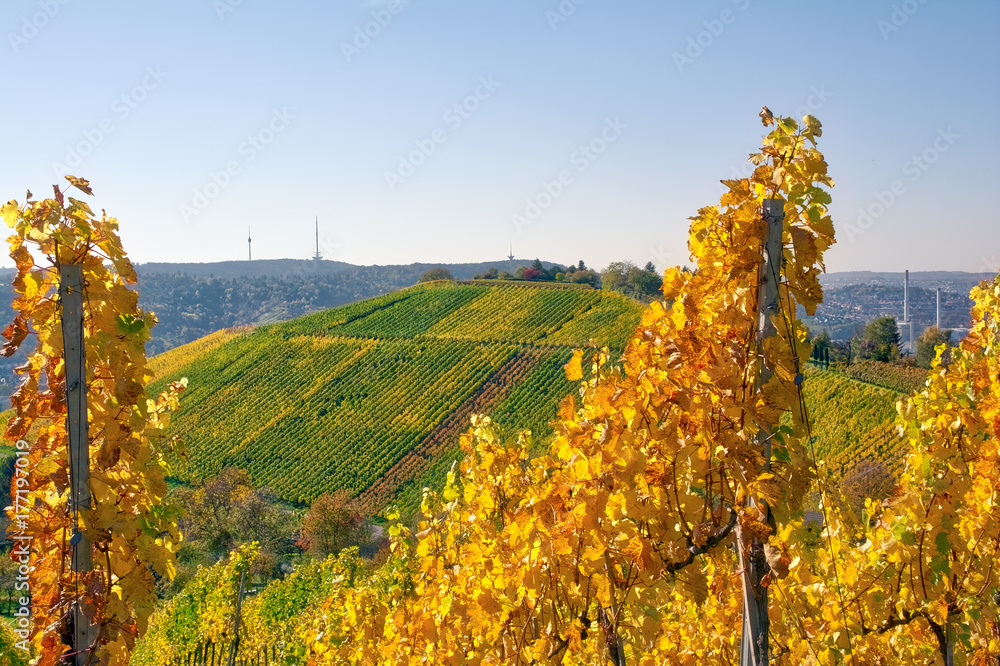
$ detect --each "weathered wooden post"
[739,199,784,666]
[60,262,97,666]
[226,568,248,666]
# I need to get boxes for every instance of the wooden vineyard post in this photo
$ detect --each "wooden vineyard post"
[60,263,97,665]
[227,568,248,666]
[738,199,784,666]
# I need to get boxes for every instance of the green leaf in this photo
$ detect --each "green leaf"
[934,530,950,555]
[116,314,146,336]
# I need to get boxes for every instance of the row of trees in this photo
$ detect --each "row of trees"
[0,459,381,615]
[165,469,380,597]
[421,259,604,286]
[811,315,954,369]
[422,259,663,298]
[599,260,664,299]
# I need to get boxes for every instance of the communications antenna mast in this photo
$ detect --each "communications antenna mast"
[314,216,322,261]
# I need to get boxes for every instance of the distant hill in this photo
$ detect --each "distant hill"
[135,259,355,278]
[147,281,643,515]
[132,258,561,280]
[804,282,978,340]
[793,270,993,341]
[819,270,993,294]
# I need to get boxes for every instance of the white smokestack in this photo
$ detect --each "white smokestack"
[936,288,941,330]
[904,270,909,322]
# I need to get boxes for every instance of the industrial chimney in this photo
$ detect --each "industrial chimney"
[936,287,941,330]
[904,270,909,322]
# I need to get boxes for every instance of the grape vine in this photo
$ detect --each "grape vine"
[2,177,185,665]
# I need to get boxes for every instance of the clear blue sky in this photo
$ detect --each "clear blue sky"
[2,0,997,273]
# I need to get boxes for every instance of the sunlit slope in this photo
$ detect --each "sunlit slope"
[149,281,643,509]
[147,327,248,379]
[793,364,926,480]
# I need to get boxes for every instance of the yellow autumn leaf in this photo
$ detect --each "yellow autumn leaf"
[564,348,584,381]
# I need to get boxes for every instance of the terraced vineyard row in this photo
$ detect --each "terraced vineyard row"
[797,370,900,462]
[154,333,519,503]
[425,286,603,343]
[833,359,930,395]
[388,347,587,516]
[458,279,593,290]
[826,420,907,479]
[546,294,641,349]
[356,347,550,514]
[147,326,249,379]
[334,283,486,338]
[789,364,941,489]
[268,282,635,348]
[489,346,578,448]
[271,289,414,338]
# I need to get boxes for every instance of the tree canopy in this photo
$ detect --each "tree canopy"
[418,267,455,282]
[853,315,901,362]
[600,260,663,299]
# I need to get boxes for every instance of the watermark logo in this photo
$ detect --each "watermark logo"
[385,75,500,192]
[214,0,245,20]
[11,439,33,652]
[7,0,72,53]
[512,117,627,233]
[877,0,930,40]
[341,0,412,63]
[672,0,751,73]
[179,108,294,225]
[546,0,586,31]
[647,246,676,272]
[51,66,168,178]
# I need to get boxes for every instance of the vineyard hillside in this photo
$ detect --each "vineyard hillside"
[795,362,930,481]
[0,293,924,518]
[147,281,643,513]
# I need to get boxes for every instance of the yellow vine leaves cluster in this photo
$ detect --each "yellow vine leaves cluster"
[1,178,186,665]
[775,275,1000,664]
[293,113,837,664]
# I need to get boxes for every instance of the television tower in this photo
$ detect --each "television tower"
[248,227,252,262]
[508,244,514,275]
[313,216,322,261]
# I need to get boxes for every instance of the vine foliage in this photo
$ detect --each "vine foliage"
[2,177,185,665]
